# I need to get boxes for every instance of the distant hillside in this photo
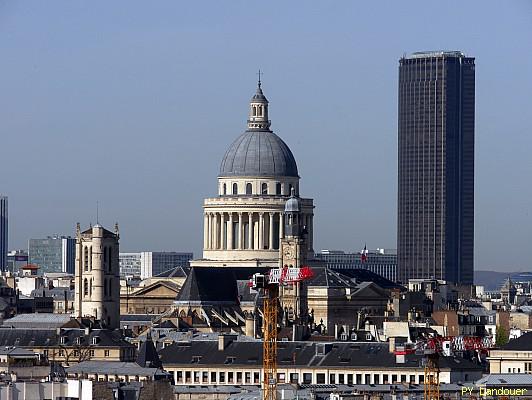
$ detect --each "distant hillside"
[475,270,519,291]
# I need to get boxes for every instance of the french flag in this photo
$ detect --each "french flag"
[360,244,368,263]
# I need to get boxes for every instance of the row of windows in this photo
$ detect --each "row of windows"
[222,182,296,196]
[173,370,433,385]
[251,105,264,117]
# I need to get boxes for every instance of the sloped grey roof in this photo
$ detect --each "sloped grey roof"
[159,341,482,371]
[66,361,162,377]
[1,313,71,329]
[219,130,298,178]
[475,374,532,386]
[500,332,532,350]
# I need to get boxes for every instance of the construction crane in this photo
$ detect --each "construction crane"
[249,265,314,400]
[414,335,492,400]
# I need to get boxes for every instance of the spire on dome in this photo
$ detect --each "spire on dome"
[247,73,271,130]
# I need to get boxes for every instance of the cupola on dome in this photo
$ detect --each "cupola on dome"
[219,82,299,178]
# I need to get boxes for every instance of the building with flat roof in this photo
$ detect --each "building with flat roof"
[140,251,192,279]
[119,252,142,277]
[29,236,75,274]
[398,51,475,285]
[315,249,397,282]
[6,249,28,273]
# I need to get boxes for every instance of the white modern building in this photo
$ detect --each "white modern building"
[140,252,192,279]
[315,249,397,281]
[119,252,142,277]
[120,252,192,278]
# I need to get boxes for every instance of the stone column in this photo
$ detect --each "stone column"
[248,212,253,250]
[309,214,314,250]
[279,213,284,241]
[238,213,243,250]
[220,212,225,249]
[269,212,274,250]
[258,213,264,250]
[204,213,209,250]
[227,213,234,250]
[210,213,214,250]
[213,213,219,250]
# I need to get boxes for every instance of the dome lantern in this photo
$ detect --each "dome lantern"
[219,80,299,178]
[247,73,271,131]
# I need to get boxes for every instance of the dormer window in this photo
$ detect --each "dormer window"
[60,336,68,345]
[92,336,100,345]
[224,356,236,365]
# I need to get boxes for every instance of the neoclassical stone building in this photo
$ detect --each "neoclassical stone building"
[192,81,314,268]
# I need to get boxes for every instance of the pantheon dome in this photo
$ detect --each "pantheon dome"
[219,85,298,178]
[193,81,315,268]
[219,130,298,178]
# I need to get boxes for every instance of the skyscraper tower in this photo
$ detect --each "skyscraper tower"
[74,223,120,329]
[397,51,475,285]
[0,196,7,272]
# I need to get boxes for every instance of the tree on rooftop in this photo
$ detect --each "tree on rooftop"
[495,325,509,347]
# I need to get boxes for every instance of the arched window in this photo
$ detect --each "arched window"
[252,106,256,116]
[288,184,293,195]
[108,247,112,272]
[89,247,92,270]
[276,182,282,195]
[103,246,108,263]
[231,183,238,195]
[104,278,108,296]
[83,279,88,296]
[223,183,227,195]
[246,183,252,195]
[84,247,88,272]
[89,279,92,296]
[261,183,268,195]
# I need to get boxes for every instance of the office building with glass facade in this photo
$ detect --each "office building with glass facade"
[0,196,7,272]
[28,236,75,274]
[119,252,142,277]
[119,251,193,278]
[140,252,193,279]
[398,51,475,285]
[315,249,397,282]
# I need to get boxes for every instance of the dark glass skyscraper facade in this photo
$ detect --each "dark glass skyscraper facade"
[397,51,475,285]
[0,196,7,272]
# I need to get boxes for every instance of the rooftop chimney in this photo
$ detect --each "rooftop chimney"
[218,333,237,351]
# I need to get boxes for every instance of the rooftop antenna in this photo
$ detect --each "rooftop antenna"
[257,69,263,87]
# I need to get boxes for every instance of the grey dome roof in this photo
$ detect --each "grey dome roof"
[219,130,299,177]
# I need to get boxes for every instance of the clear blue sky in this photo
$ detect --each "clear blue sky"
[1,1,531,272]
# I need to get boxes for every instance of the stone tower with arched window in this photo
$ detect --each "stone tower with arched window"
[74,223,120,329]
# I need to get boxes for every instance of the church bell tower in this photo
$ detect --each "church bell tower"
[74,223,120,329]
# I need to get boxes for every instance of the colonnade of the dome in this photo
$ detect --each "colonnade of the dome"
[203,210,313,252]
